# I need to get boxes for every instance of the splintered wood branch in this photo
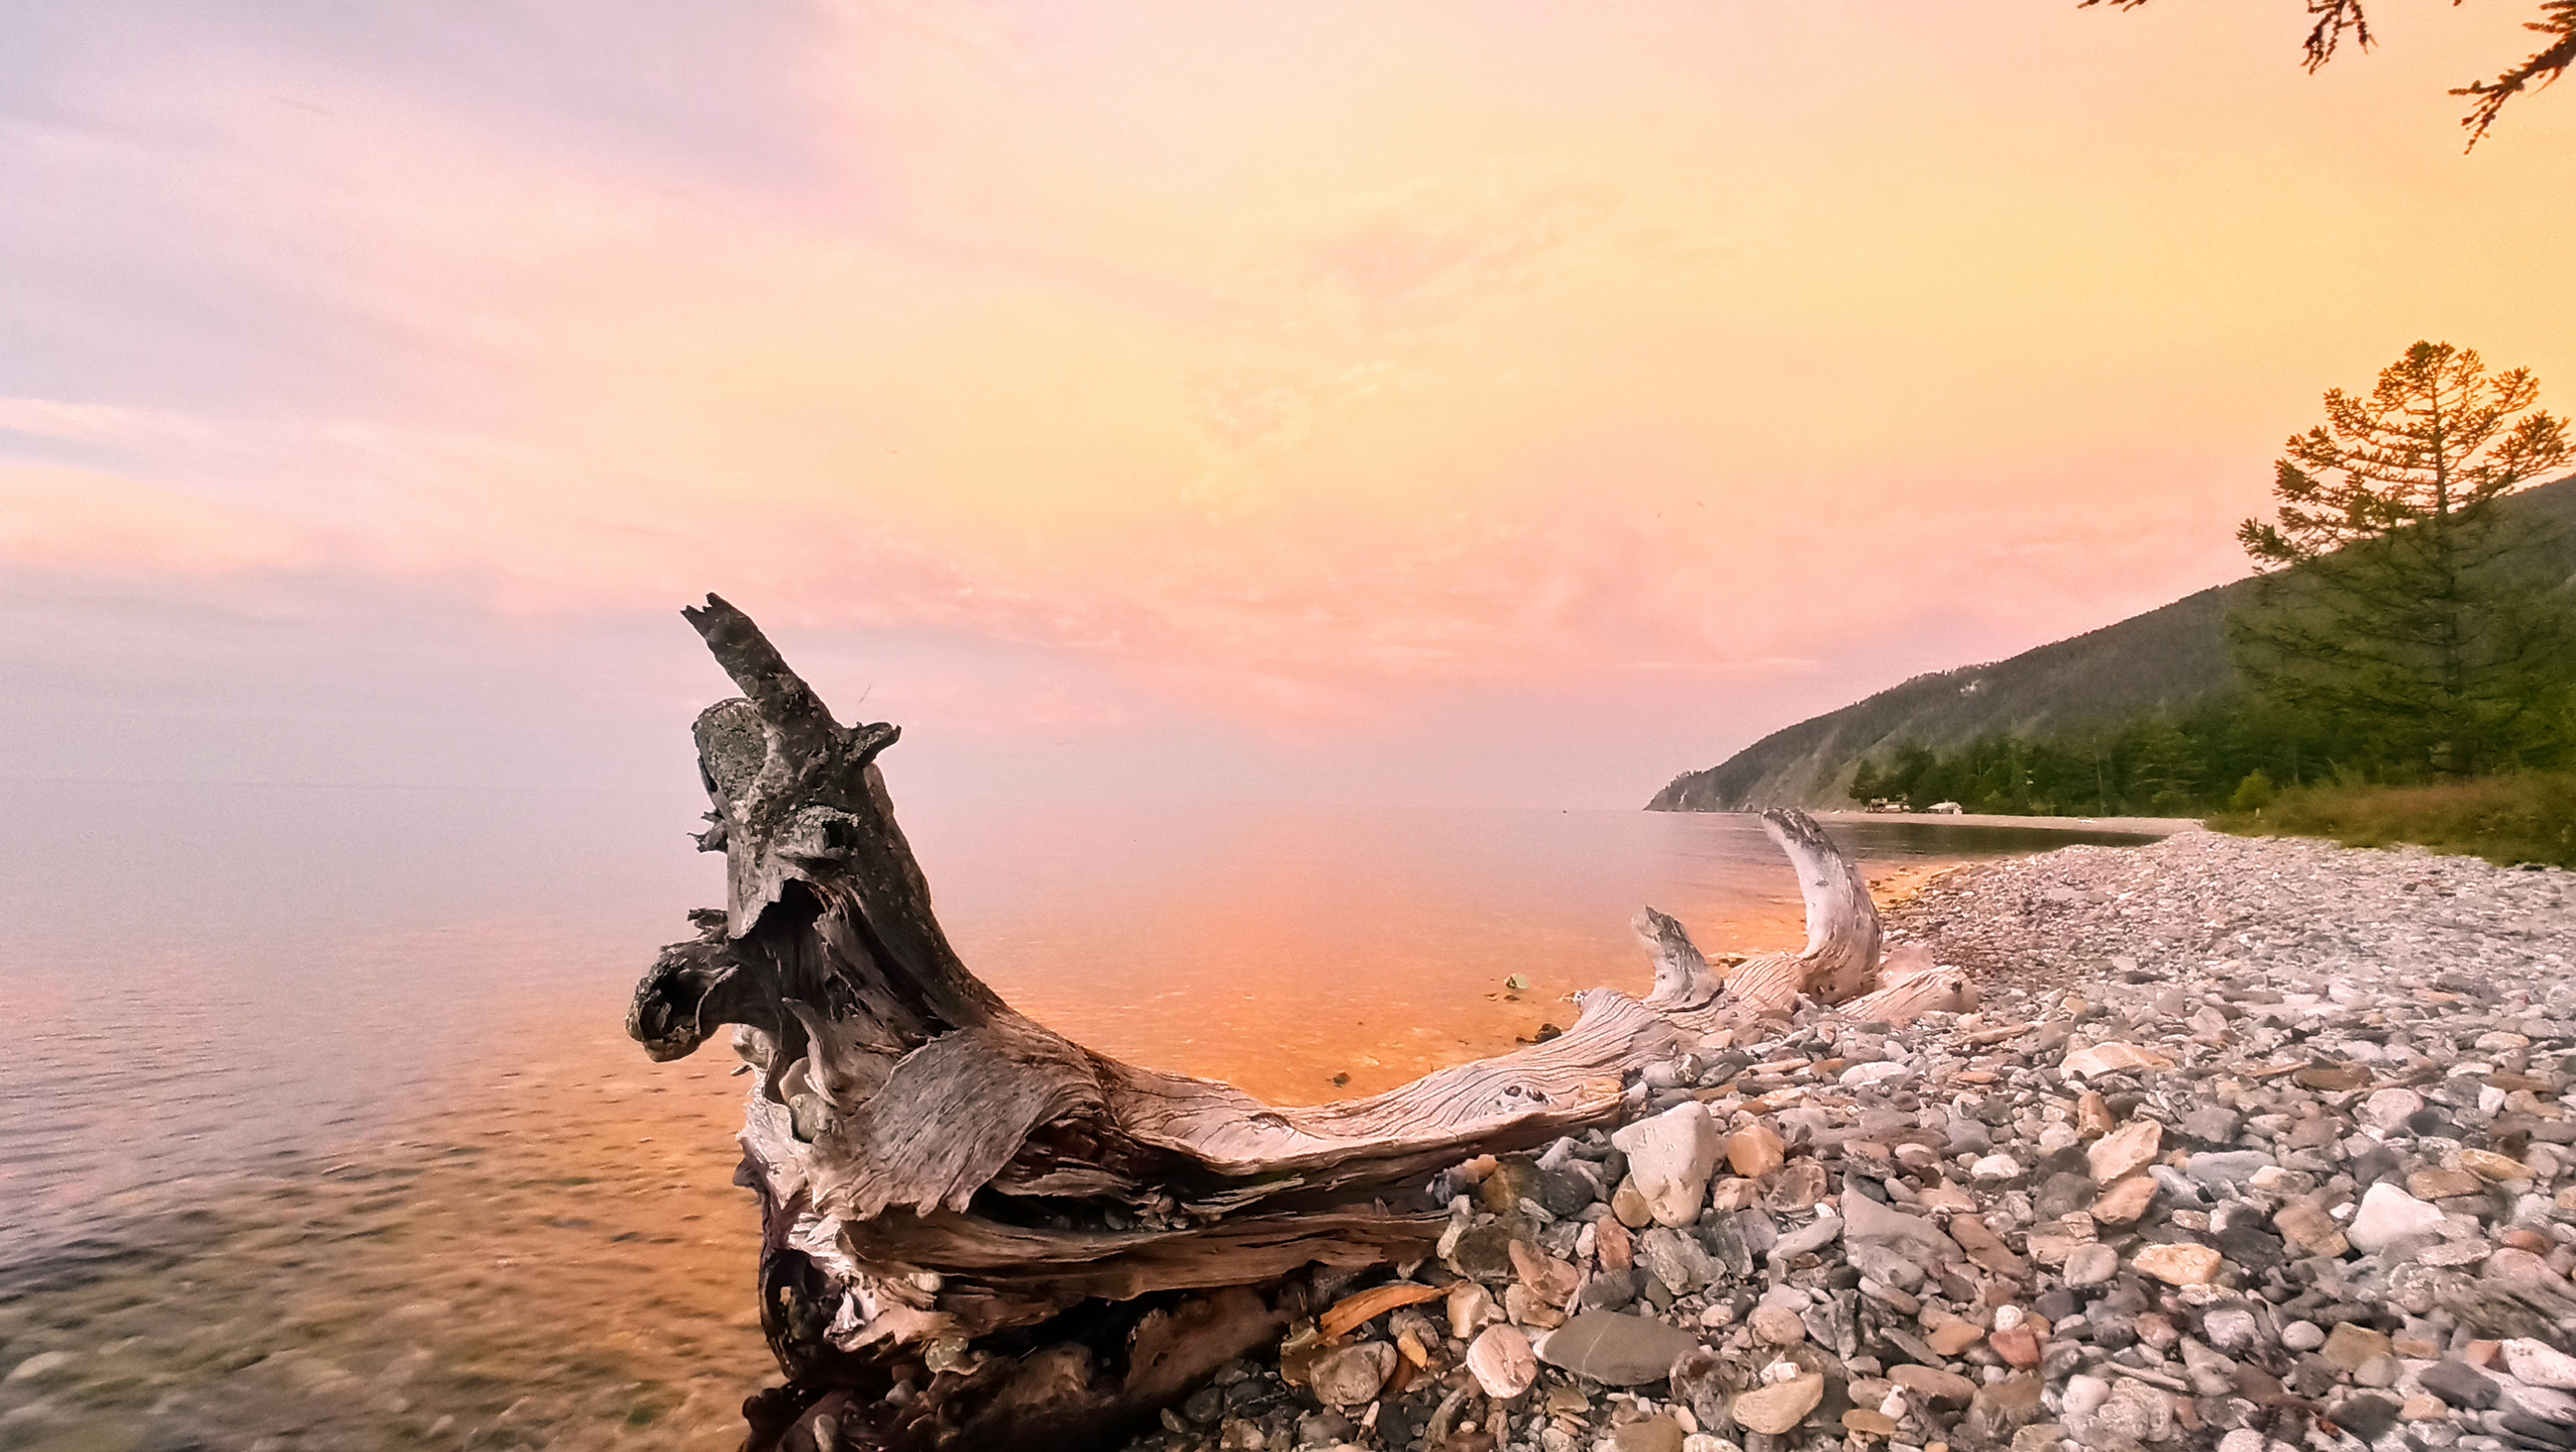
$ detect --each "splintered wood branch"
[627,594,1923,1452]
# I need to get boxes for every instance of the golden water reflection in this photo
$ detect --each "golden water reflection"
[2,807,2112,1448]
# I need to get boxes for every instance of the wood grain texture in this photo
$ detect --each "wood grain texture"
[627,595,1905,1452]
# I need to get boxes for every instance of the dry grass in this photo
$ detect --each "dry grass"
[2213,773,2576,870]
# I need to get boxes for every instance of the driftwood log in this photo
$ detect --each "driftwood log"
[625,596,1973,1452]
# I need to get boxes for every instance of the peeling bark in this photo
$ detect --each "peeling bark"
[626,595,1929,1452]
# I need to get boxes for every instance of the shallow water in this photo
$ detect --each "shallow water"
[0,785,2152,1449]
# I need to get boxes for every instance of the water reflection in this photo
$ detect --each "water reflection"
[917,804,2162,1100]
[0,794,2165,1448]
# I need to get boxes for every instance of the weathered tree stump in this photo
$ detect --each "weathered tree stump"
[625,596,1948,1451]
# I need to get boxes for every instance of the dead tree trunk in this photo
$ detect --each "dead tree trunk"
[625,596,1952,1452]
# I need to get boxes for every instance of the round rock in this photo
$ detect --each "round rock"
[1749,1303,1807,1345]
[2200,1306,2261,1355]
[2064,1243,2118,1288]
[1308,1341,1396,1407]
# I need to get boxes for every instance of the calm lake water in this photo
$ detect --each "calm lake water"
[0,782,2152,1449]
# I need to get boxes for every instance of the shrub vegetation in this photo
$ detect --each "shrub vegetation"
[2211,774,2576,869]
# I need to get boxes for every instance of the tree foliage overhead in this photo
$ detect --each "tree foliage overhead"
[2082,0,2576,145]
[2229,342,2572,775]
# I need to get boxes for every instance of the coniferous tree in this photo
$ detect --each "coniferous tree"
[2126,718,2201,811]
[2081,0,2576,145]
[2229,342,2573,777]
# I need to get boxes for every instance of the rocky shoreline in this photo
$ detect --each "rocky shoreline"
[1117,829,2576,1452]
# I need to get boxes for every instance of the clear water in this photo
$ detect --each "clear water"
[0,780,2151,1448]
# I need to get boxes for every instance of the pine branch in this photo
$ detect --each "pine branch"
[2085,2,2569,146]
[2456,0,2576,145]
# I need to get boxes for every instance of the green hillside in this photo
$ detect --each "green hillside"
[1648,475,2576,811]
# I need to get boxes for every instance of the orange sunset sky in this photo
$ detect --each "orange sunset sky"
[5,2,2574,811]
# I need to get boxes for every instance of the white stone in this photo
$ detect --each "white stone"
[2498,1382,2576,1425]
[1611,1100,1722,1229]
[2504,1338,2576,1391]
[1842,1061,1913,1089]
[2063,1374,2111,1418]
[2419,1239,2493,1269]
[2359,1089,2424,1133]
[2064,1243,2119,1288]
[4,1350,73,1384]
[2077,1378,2177,1444]
[2200,1306,2261,1355]
[1466,1324,1538,1399]
[2346,1183,2448,1253]
[2218,1430,2267,1452]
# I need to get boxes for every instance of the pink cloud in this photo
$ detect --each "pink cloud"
[7,1,2573,799]
[0,466,307,574]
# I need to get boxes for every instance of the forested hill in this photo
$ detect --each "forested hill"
[1648,475,2576,811]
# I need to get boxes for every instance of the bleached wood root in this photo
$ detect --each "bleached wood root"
[625,596,1903,1452]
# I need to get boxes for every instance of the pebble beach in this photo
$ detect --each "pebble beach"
[1120,828,2576,1452]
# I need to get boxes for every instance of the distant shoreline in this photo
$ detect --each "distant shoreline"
[1811,808,2202,836]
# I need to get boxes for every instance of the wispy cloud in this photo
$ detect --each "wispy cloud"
[3,2,2572,799]
[0,465,307,573]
